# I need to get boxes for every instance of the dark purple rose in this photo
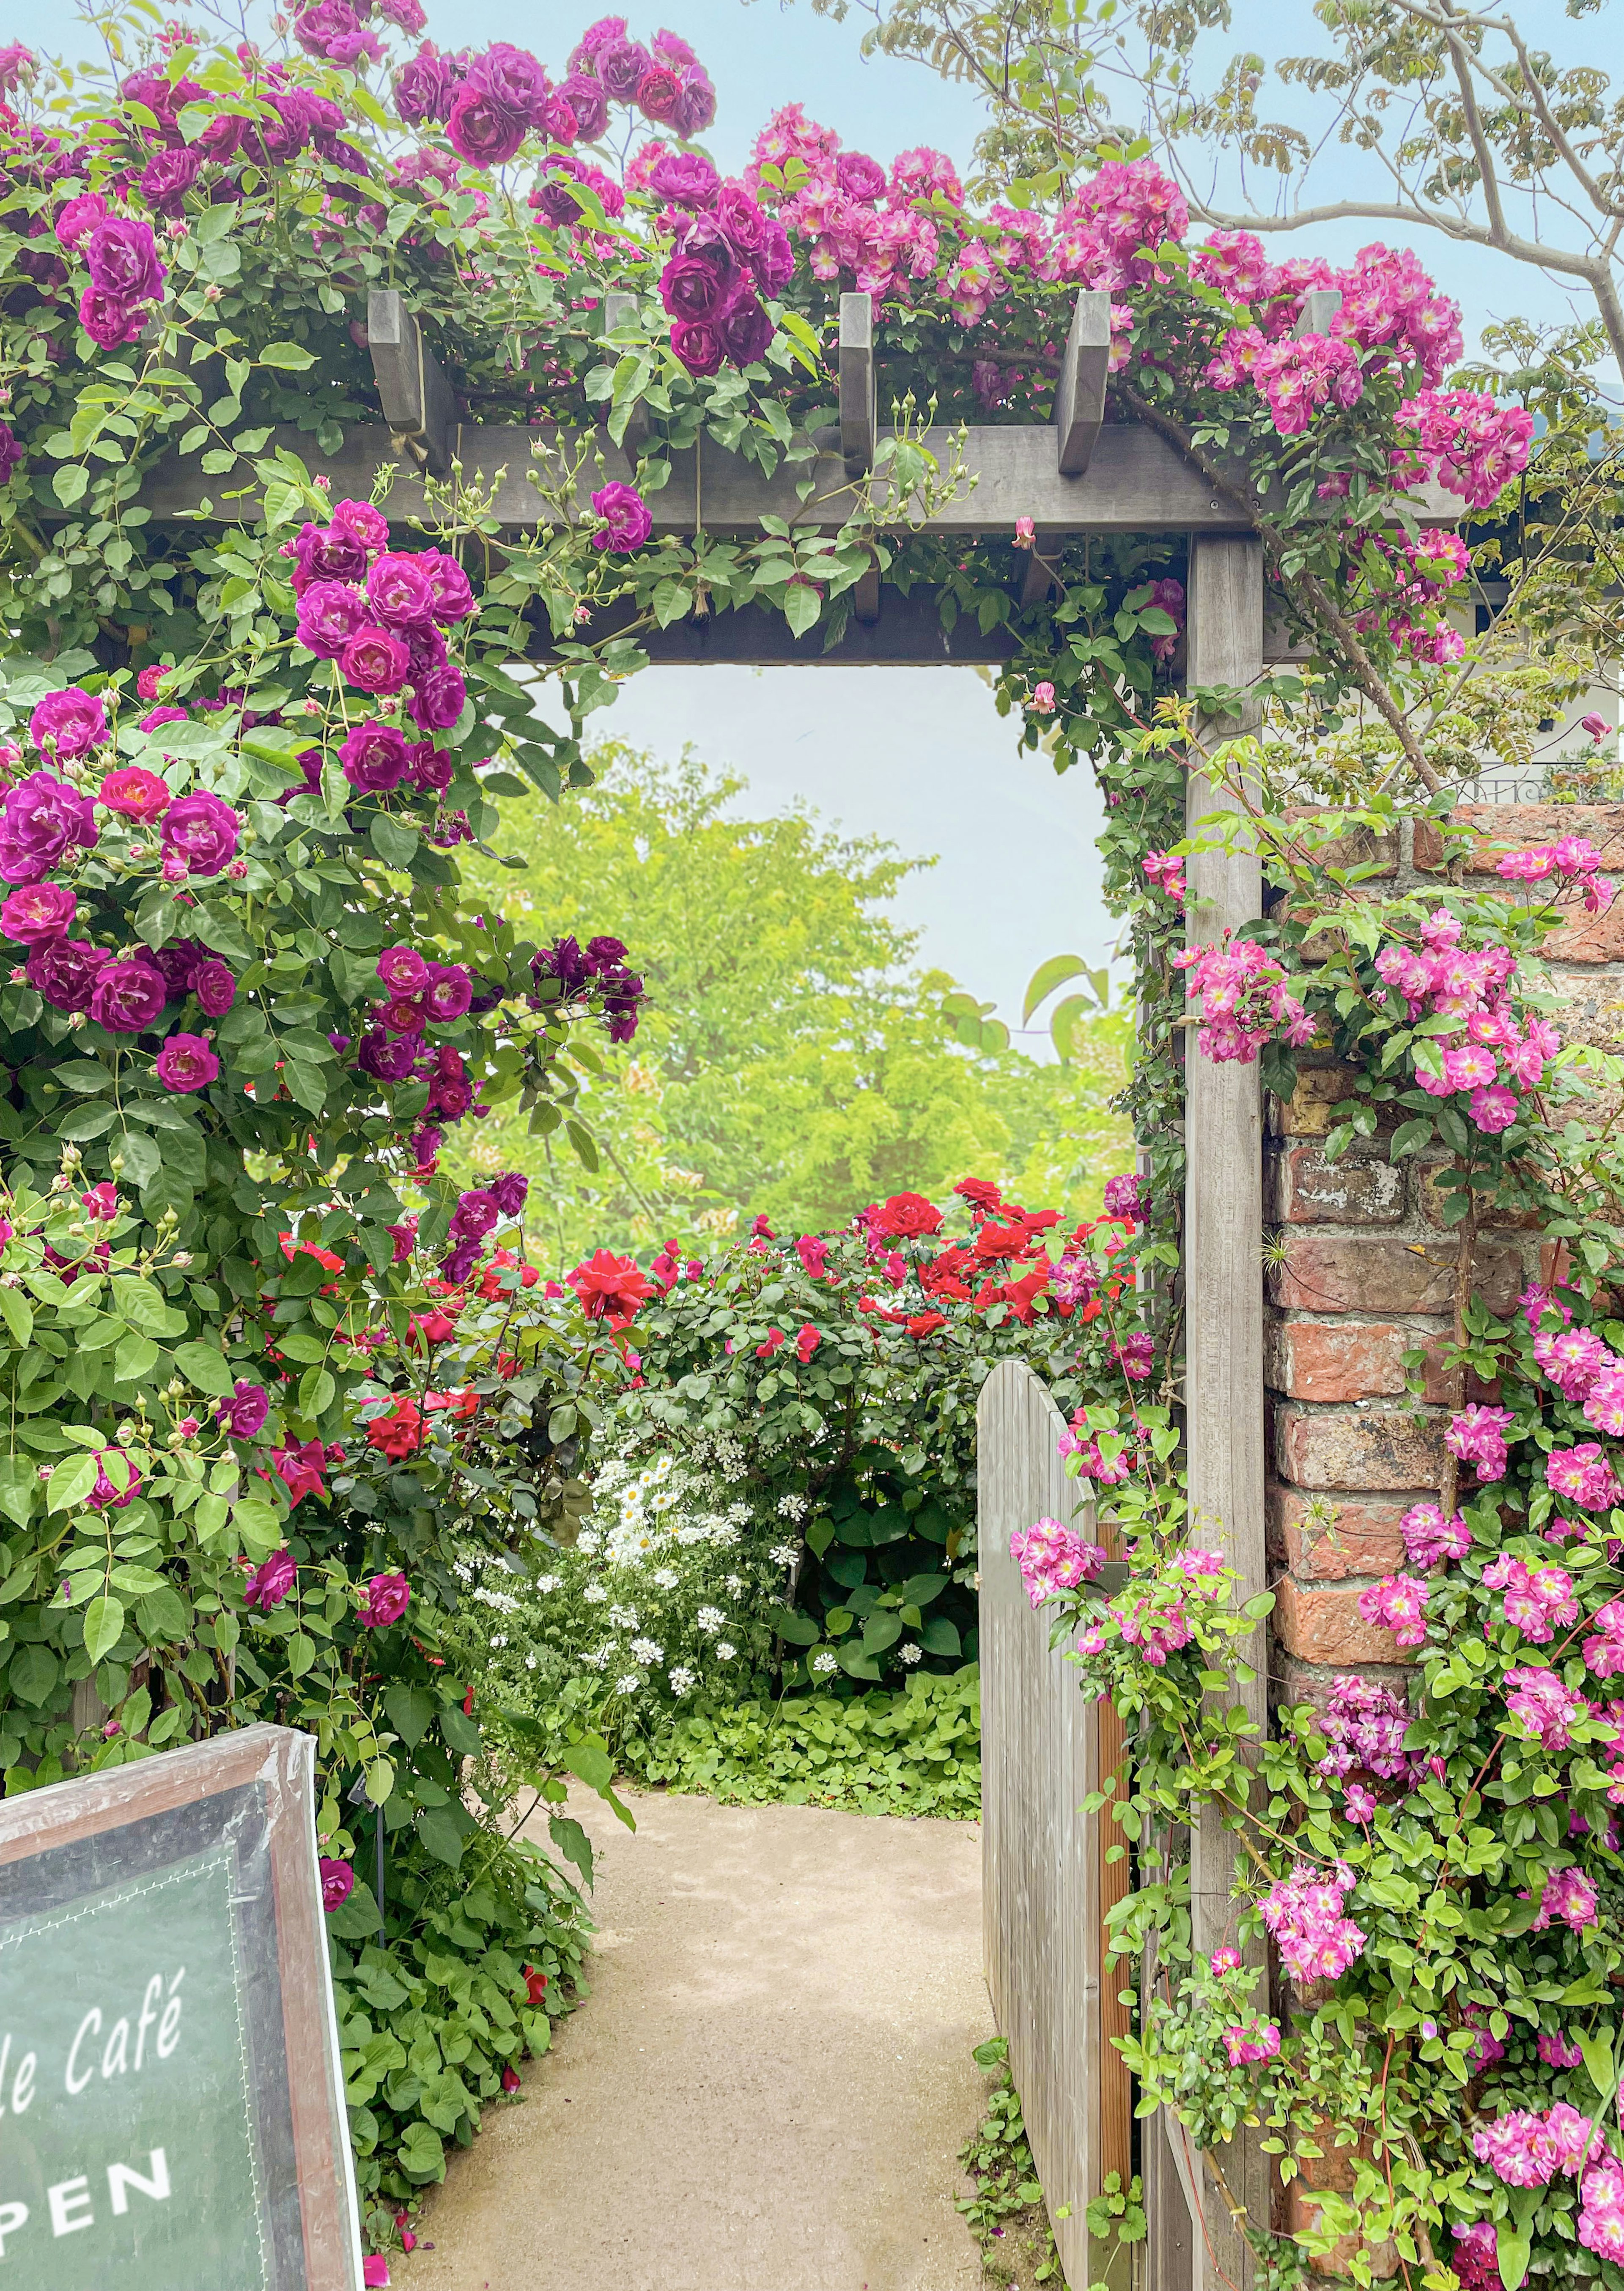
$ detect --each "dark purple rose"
[0,423,23,487]
[26,937,107,1013]
[294,0,382,69]
[489,1171,529,1216]
[340,626,411,697]
[596,38,652,101]
[424,962,473,1022]
[636,65,683,124]
[714,185,765,258]
[119,69,203,142]
[466,42,551,126]
[440,1237,480,1283]
[29,688,107,761]
[532,935,593,996]
[357,1029,419,1082]
[544,91,580,143]
[674,69,716,139]
[590,481,652,554]
[447,88,528,168]
[295,580,370,661]
[198,111,248,162]
[193,959,236,1017]
[367,551,437,628]
[85,217,165,304]
[395,44,461,126]
[720,295,774,368]
[223,1379,271,1440]
[408,667,467,733]
[273,749,325,808]
[836,152,887,204]
[292,521,369,589]
[649,151,718,209]
[91,958,168,1034]
[532,170,590,228]
[409,742,454,794]
[556,73,608,140]
[421,551,475,622]
[660,245,733,324]
[340,722,410,794]
[245,1547,296,1606]
[78,289,147,350]
[139,145,202,217]
[450,1188,500,1241]
[670,318,725,377]
[0,768,97,883]
[586,936,629,966]
[318,1855,354,1910]
[161,791,240,877]
[402,622,448,682]
[379,993,425,1036]
[150,938,203,999]
[261,89,318,162]
[753,218,795,296]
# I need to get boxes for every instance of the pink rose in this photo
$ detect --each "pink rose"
[154,1032,220,1092]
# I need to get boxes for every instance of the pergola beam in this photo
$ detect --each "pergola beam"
[1054,290,1111,477]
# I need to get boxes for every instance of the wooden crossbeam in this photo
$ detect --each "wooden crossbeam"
[1054,290,1111,477]
[839,292,875,478]
[365,290,457,476]
[544,589,1017,665]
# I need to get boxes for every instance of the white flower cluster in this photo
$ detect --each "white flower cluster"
[899,1644,924,1666]
[768,1543,800,1568]
[811,1649,840,1675]
[471,1585,520,1613]
[776,1493,809,1521]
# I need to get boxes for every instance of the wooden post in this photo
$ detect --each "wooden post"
[366,288,457,475]
[1055,290,1111,476]
[1181,532,1270,2291]
[839,292,875,478]
[1292,288,1343,340]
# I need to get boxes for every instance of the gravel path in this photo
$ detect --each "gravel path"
[401,1784,992,2291]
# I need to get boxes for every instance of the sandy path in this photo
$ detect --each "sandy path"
[401,1784,991,2291]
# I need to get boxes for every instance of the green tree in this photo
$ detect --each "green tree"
[442,746,1130,1261]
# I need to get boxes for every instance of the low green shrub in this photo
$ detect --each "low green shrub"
[622,1666,982,1816]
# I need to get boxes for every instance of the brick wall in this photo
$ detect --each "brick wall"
[1265,807,1624,1714]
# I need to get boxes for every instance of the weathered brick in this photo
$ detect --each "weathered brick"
[1267,1483,1409,1579]
[1267,1062,1365,1138]
[1267,1235,1524,1315]
[1416,1333,1502,1408]
[1281,808,1400,876]
[1274,1577,1416,1668]
[1416,1163,1544,1232]
[1277,1655,1416,1717]
[1265,1316,1414,1401]
[1266,1142,1404,1226]
[1414,804,1624,875]
[1275,1402,1448,1490]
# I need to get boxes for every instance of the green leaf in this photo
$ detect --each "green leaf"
[919,1616,963,1657]
[370,815,419,871]
[82,1595,125,1667]
[769,1609,820,1646]
[52,464,89,507]
[173,1341,237,1399]
[260,340,318,370]
[783,580,821,637]
[439,1706,481,1757]
[366,1757,395,1805]
[548,1813,595,1888]
[0,1286,33,1348]
[862,1613,903,1654]
[971,2036,1008,2070]
[384,1682,436,1748]
[46,1453,98,1514]
[416,1804,469,1870]
[1023,952,1088,1023]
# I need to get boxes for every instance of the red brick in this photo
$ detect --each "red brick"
[1267,1062,1365,1138]
[1279,1655,1414,1713]
[1274,1577,1416,1668]
[1268,1483,1408,1580]
[1274,1402,1447,1490]
[1267,1235,1524,1315]
[1266,1142,1404,1225]
[1265,1317,1413,1401]
[1414,804,1624,873]
[1416,1333,1502,1408]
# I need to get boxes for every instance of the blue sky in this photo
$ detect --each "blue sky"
[11,0,1607,1028]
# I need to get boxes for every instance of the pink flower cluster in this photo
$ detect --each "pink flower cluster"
[1548,1443,1623,1513]
[1222,2016,1281,2067]
[1482,1554,1578,1641]
[1531,1866,1599,1933]
[1472,2102,1603,2188]
[1374,908,1555,1135]
[1446,1404,1514,1482]
[1503,1664,1589,1750]
[1397,388,1537,510]
[1357,1573,1429,1647]
[746,104,956,310]
[1058,1408,1133,1484]
[1450,2223,1499,2291]
[1260,1860,1368,1983]
[1399,1501,1471,1570]
[1497,835,1615,916]
[1009,1516,1106,1608]
[1174,932,1313,1065]
[1141,849,1185,904]
[1585,1600,1624,1679]
[1355,530,1471,666]
[290,500,471,736]
[1580,2155,1624,2261]
[1314,1674,1416,1782]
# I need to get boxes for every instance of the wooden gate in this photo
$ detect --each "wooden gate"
[978,1357,1133,2291]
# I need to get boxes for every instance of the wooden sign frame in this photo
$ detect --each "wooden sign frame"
[0,1722,363,2290]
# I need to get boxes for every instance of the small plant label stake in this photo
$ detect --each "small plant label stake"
[0,1724,362,2288]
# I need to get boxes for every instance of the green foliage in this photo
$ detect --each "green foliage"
[957,2048,1069,2284]
[625,1668,983,1814]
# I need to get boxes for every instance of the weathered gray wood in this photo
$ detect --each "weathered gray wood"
[552,590,1018,665]
[1182,532,1270,2291]
[978,1358,1127,2291]
[1055,290,1111,476]
[1292,287,1344,340]
[853,556,882,624]
[601,293,649,453]
[365,290,457,476]
[839,292,875,478]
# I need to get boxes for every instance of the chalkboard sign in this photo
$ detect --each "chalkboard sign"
[0,1724,363,2289]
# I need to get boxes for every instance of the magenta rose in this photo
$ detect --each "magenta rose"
[423,962,473,1022]
[675,69,716,137]
[78,289,148,350]
[193,959,236,1017]
[836,152,887,203]
[659,245,733,324]
[447,87,528,167]
[649,151,718,209]
[30,686,108,761]
[331,498,391,551]
[260,88,317,162]
[720,296,774,368]
[556,72,607,139]
[532,169,590,228]
[1,882,75,946]
[421,551,475,622]
[395,43,461,125]
[0,769,98,884]
[366,552,437,629]
[754,218,794,295]
[244,1547,296,1608]
[0,423,22,486]
[99,766,172,822]
[590,482,652,555]
[466,41,551,124]
[140,146,202,217]
[670,318,725,377]
[340,626,411,697]
[318,1857,355,1912]
[408,667,467,733]
[636,63,683,123]
[358,1571,411,1628]
[55,192,107,251]
[357,1029,419,1081]
[27,937,108,1013]
[544,90,580,142]
[154,1031,219,1092]
[85,217,166,304]
[138,706,187,736]
[596,37,652,101]
[377,944,428,994]
[401,622,448,684]
[292,521,369,590]
[160,791,240,876]
[340,722,410,794]
[90,958,168,1034]
[714,186,765,258]
[222,1379,271,1439]
[409,742,454,794]
[295,580,370,661]
[380,993,425,1036]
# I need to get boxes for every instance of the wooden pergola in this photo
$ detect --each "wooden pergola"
[132,282,1391,2288]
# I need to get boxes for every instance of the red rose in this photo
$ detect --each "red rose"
[568,1248,653,1327]
[365,1399,424,1460]
[905,1312,948,1338]
[870,1191,943,1239]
